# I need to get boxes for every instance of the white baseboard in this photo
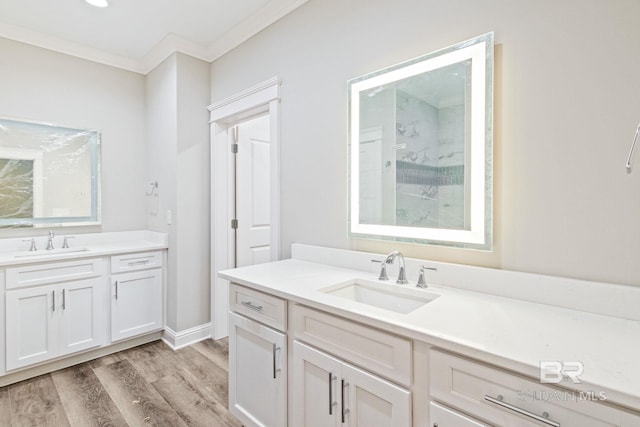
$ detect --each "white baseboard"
[162,323,211,350]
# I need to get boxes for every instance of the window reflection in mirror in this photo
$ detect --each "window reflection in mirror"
[349,33,492,249]
[0,117,101,228]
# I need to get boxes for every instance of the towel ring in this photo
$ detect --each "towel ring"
[625,123,640,173]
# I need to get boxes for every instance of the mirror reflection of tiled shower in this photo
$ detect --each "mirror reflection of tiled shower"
[359,60,471,230]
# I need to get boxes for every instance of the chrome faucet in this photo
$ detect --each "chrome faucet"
[385,251,408,284]
[46,230,55,250]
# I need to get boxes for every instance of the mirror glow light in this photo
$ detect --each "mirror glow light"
[349,33,493,249]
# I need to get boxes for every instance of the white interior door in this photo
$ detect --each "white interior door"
[236,114,271,267]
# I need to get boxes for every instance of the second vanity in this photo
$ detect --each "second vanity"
[219,244,640,427]
[0,230,167,386]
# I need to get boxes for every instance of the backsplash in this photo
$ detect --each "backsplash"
[291,244,640,322]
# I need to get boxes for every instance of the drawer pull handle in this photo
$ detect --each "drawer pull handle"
[341,380,350,423]
[272,344,281,379]
[128,260,150,266]
[329,373,337,415]
[52,290,56,312]
[484,394,560,427]
[115,281,119,300]
[62,289,66,310]
[241,301,263,312]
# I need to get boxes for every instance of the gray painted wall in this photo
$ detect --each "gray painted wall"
[0,40,211,333]
[146,53,211,332]
[210,0,640,286]
[0,38,147,234]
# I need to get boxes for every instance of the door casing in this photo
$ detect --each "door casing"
[209,77,281,339]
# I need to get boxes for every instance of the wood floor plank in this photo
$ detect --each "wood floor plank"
[93,359,188,427]
[0,385,12,423]
[8,374,71,427]
[3,339,236,426]
[176,346,231,407]
[152,369,242,427]
[123,341,185,383]
[88,350,128,370]
[191,338,229,371]
[51,363,128,427]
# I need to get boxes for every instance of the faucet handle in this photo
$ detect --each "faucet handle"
[371,259,389,281]
[22,238,37,252]
[417,266,437,288]
[62,236,75,249]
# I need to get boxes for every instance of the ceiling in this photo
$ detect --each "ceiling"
[0,0,307,74]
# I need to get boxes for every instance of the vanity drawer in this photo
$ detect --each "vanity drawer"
[291,304,412,387]
[6,258,106,289]
[430,349,640,427]
[111,251,163,273]
[229,283,286,332]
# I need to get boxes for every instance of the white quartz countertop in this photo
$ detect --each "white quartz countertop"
[219,259,640,410]
[0,231,167,266]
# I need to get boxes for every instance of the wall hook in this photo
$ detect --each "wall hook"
[146,181,159,196]
[625,123,640,173]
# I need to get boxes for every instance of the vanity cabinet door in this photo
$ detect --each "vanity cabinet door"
[292,340,411,427]
[292,341,342,427]
[342,362,411,427]
[229,311,286,427]
[59,278,108,357]
[6,278,108,371]
[6,284,58,370]
[111,269,163,342]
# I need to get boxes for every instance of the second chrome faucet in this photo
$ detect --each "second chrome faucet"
[372,251,438,287]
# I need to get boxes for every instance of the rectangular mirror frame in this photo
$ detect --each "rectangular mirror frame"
[0,117,101,228]
[348,32,493,249]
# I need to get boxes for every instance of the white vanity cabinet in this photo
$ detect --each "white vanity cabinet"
[228,284,287,427]
[291,304,412,427]
[110,251,164,342]
[429,349,640,427]
[5,258,108,371]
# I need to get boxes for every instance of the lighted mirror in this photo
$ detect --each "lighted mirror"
[349,32,493,249]
[0,117,101,228]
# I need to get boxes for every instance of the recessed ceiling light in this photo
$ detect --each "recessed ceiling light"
[85,0,109,7]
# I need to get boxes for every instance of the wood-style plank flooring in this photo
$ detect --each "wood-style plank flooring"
[0,339,242,427]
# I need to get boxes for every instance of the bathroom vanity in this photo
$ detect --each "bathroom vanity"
[0,230,166,385]
[220,244,640,427]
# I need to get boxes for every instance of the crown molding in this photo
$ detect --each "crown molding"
[206,0,309,62]
[0,0,308,75]
[139,33,212,74]
[0,21,142,73]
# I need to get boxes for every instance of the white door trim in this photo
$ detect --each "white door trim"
[209,77,281,339]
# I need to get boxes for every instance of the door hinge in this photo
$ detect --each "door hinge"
[231,125,239,154]
[231,219,238,229]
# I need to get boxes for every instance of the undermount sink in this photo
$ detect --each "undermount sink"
[13,248,90,258]
[323,280,439,314]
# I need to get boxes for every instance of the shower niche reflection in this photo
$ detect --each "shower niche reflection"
[349,33,493,249]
